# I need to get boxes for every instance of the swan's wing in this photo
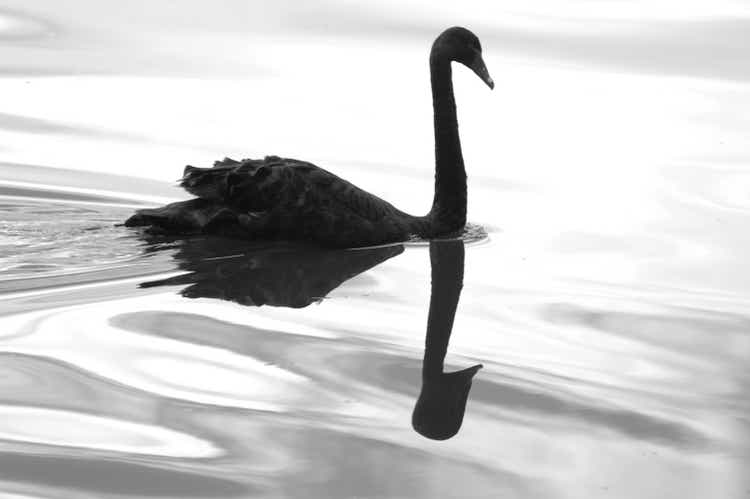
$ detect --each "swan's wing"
[181,156,401,221]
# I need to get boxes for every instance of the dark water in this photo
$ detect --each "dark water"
[1,2,750,498]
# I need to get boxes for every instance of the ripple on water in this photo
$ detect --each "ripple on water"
[0,200,146,283]
[405,222,489,247]
[0,405,221,458]
[0,9,55,40]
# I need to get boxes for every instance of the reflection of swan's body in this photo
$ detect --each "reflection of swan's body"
[139,233,479,438]
[139,235,403,308]
[413,240,482,440]
[125,27,493,248]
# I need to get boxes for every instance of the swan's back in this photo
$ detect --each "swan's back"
[183,156,397,220]
[127,156,420,247]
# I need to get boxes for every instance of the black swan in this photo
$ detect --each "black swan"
[125,27,493,247]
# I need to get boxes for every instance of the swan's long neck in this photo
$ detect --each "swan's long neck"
[428,50,467,233]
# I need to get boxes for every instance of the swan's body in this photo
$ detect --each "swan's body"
[129,155,430,247]
[125,27,493,247]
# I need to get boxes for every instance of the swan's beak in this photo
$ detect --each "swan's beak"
[469,53,494,90]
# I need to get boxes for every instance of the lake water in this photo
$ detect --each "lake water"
[1,1,749,498]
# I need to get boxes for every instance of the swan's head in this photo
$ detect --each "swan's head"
[434,26,494,90]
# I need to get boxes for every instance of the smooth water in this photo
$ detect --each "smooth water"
[1,1,749,498]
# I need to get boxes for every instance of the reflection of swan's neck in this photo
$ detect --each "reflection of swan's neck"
[413,240,478,440]
[428,49,467,233]
[422,240,465,378]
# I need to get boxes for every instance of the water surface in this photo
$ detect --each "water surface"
[1,1,749,498]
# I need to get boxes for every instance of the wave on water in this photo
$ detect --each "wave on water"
[0,193,181,297]
[405,222,489,246]
[0,8,55,41]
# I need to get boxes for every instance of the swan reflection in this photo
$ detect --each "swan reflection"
[138,234,481,439]
[413,240,482,440]
[138,234,403,308]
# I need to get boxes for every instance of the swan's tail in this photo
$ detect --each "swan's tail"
[125,156,282,236]
[179,157,241,200]
[124,198,245,237]
[179,156,275,202]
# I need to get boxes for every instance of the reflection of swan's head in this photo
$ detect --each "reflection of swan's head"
[433,26,494,90]
[412,364,483,440]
